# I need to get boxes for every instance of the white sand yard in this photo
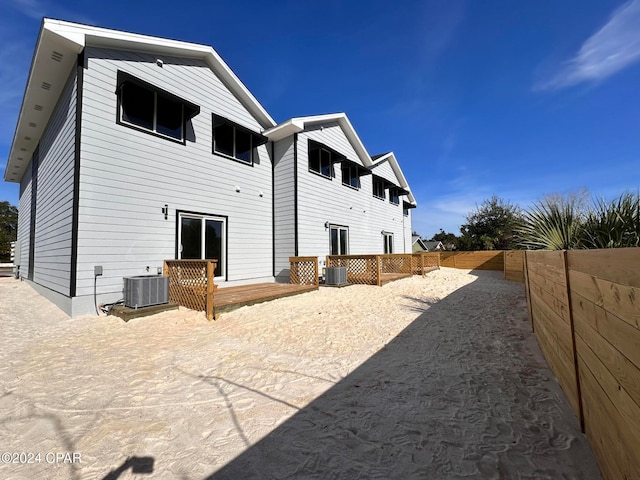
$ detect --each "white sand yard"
[0,268,601,479]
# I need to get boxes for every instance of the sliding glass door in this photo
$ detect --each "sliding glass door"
[329,225,349,255]
[178,213,226,278]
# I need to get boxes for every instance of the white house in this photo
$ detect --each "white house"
[5,19,417,316]
[266,114,416,281]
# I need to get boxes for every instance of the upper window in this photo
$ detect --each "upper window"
[342,164,360,189]
[309,143,334,178]
[213,115,266,164]
[389,189,400,205]
[403,206,409,216]
[117,71,199,143]
[373,176,386,200]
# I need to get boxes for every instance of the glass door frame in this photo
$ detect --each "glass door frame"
[329,224,349,255]
[176,210,228,280]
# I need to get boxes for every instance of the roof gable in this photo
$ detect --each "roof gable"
[5,19,275,183]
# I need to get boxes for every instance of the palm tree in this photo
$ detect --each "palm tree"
[582,192,640,249]
[516,194,586,250]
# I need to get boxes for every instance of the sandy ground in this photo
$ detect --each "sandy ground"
[0,268,601,479]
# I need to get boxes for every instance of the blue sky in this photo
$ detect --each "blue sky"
[1,0,639,238]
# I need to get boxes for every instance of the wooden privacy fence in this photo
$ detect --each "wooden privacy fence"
[326,254,417,286]
[440,250,505,270]
[411,252,441,276]
[504,250,525,283]
[164,259,217,321]
[523,248,640,480]
[289,256,319,286]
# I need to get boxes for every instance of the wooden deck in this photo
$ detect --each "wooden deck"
[213,282,318,318]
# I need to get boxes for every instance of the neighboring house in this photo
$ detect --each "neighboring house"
[423,241,445,251]
[5,19,417,316]
[412,235,428,252]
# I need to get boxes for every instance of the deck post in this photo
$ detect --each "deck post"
[206,260,216,321]
[314,257,319,286]
[163,261,168,277]
[376,255,382,286]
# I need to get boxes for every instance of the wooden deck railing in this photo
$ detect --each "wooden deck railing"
[164,259,217,321]
[326,254,379,285]
[411,252,441,276]
[326,254,419,286]
[289,256,319,286]
[379,254,413,274]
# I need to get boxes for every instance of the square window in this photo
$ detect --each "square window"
[212,115,266,164]
[309,143,333,178]
[342,165,360,189]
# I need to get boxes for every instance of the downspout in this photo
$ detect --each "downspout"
[70,49,85,298]
[271,141,275,278]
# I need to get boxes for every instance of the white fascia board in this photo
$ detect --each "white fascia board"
[5,19,275,183]
[53,19,276,129]
[263,118,306,142]
[265,113,373,167]
[5,21,83,182]
[372,152,417,205]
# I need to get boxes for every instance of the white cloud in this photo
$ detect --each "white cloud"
[538,0,640,90]
[9,0,47,19]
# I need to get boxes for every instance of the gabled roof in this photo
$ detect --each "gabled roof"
[5,18,276,183]
[412,235,427,249]
[370,152,416,205]
[264,113,372,167]
[423,241,445,251]
[264,113,416,205]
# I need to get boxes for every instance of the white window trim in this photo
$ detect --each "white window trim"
[329,225,349,255]
[383,231,394,254]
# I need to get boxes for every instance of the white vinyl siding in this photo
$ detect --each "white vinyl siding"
[76,47,272,297]
[371,159,397,185]
[17,163,33,276]
[273,136,296,281]
[293,123,407,260]
[32,69,76,295]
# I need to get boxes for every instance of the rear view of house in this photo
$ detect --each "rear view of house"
[266,115,416,281]
[5,19,417,316]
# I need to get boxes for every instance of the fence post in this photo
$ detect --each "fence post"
[376,255,382,286]
[314,257,319,286]
[206,261,215,321]
[163,260,168,277]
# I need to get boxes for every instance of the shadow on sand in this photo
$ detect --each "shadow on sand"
[205,271,600,479]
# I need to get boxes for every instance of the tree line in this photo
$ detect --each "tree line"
[423,191,640,251]
[0,201,18,262]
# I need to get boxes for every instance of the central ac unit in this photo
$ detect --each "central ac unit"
[325,266,347,286]
[123,275,169,309]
